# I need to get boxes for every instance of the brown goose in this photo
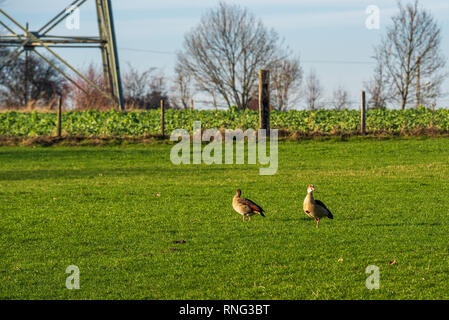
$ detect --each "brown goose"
[232,189,265,221]
[303,184,333,228]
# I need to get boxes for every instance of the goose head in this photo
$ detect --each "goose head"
[307,184,315,193]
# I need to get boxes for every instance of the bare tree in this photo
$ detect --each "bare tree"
[375,0,446,109]
[365,52,391,109]
[147,71,170,109]
[1,2,68,109]
[123,64,170,110]
[68,63,110,110]
[420,79,442,110]
[176,2,280,110]
[123,63,155,104]
[171,63,193,110]
[0,51,66,109]
[332,86,350,111]
[270,55,303,111]
[305,69,323,110]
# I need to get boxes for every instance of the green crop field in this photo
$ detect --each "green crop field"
[1,137,449,299]
[2,107,449,137]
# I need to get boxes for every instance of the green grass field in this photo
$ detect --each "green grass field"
[1,138,449,299]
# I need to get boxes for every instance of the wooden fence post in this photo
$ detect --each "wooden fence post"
[416,56,421,109]
[361,91,366,135]
[57,95,62,137]
[160,99,165,138]
[259,70,270,131]
[190,99,194,111]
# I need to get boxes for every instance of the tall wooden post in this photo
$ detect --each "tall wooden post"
[259,70,270,131]
[361,91,366,135]
[24,23,30,107]
[416,56,421,109]
[190,99,194,111]
[57,95,62,137]
[160,99,165,138]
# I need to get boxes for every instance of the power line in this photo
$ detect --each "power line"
[119,47,176,55]
[118,47,375,65]
[302,59,374,65]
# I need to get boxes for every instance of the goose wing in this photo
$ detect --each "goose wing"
[315,199,333,219]
[238,198,265,214]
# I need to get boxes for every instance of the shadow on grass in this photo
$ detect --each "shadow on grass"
[360,221,441,227]
[0,168,157,181]
[0,164,257,181]
[277,217,313,222]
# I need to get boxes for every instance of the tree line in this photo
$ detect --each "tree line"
[0,0,446,111]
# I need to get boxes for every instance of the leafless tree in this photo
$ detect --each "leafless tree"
[332,86,350,111]
[270,55,303,111]
[0,2,68,109]
[365,52,391,109]
[176,2,280,110]
[305,69,323,110]
[68,63,110,110]
[148,71,170,108]
[123,64,170,110]
[375,0,446,109]
[0,51,66,109]
[123,63,155,103]
[171,63,193,109]
[417,68,447,109]
[0,11,67,109]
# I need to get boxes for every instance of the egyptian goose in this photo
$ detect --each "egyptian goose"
[303,184,333,228]
[232,189,265,221]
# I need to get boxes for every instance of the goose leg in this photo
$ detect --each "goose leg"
[243,215,245,222]
[315,218,320,228]
[249,216,251,222]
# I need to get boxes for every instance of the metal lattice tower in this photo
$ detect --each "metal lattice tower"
[0,0,125,110]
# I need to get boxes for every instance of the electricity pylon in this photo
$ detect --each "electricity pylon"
[0,0,125,111]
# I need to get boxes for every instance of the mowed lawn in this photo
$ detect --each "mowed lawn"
[0,138,449,300]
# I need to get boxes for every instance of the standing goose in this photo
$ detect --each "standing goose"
[232,189,265,221]
[303,184,333,228]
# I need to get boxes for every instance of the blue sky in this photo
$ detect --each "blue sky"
[2,0,449,108]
